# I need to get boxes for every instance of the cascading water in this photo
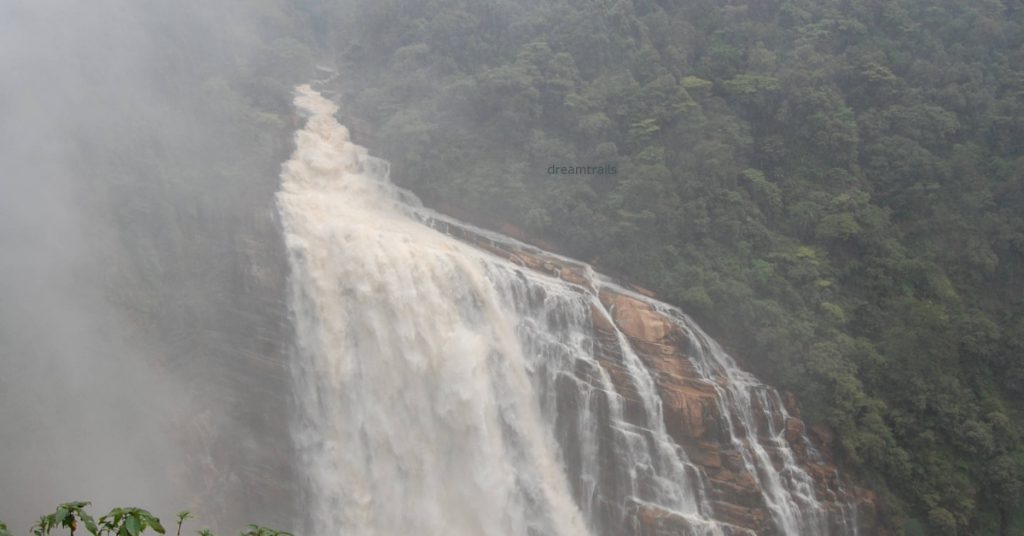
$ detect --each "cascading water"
[277,85,861,536]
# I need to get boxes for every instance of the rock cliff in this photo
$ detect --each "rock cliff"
[426,212,877,535]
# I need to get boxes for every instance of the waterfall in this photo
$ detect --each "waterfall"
[277,85,860,536]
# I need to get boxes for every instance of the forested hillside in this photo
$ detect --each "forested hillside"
[297,0,1024,533]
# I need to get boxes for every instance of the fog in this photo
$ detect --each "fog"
[0,0,321,530]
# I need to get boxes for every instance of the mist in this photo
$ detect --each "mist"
[0,0,319,530]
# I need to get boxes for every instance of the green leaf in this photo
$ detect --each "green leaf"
[125,516,140,536]
[82,515,99,536]
[34,516,49,536]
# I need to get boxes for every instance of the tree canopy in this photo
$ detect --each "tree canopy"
[319,0,1024,533]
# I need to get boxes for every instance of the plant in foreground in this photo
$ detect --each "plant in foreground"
[5,503,289,536]
[238,526,292,536]
[173,513,191,536]
[32,502,98,536]
[97,508,164,536]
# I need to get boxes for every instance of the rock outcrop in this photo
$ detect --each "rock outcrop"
[425,211,878,535]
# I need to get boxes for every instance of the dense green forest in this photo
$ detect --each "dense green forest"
[280,0,1024,534]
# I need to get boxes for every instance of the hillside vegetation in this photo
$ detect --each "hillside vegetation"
[299,0,1024,533]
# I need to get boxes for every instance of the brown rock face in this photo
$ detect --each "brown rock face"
[426,214,878,535]
[593,285,875,535]
[603,291,674,343]
[599,291,722,444]
[631,501,757,536]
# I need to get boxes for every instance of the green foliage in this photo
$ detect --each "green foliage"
[680,76,712,92]
[238,526,291,536]
[173,513,191,536]
[33,502,98,536]
[0,503,291,536]
[927,507,958,536]
[97,508,164,536]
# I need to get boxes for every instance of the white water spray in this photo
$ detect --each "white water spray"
[278,85,591,536]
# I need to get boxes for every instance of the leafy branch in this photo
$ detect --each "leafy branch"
[173,513,191,536]
[6,504,289,536]
[97,508,164,536]
[32,502,98,536]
